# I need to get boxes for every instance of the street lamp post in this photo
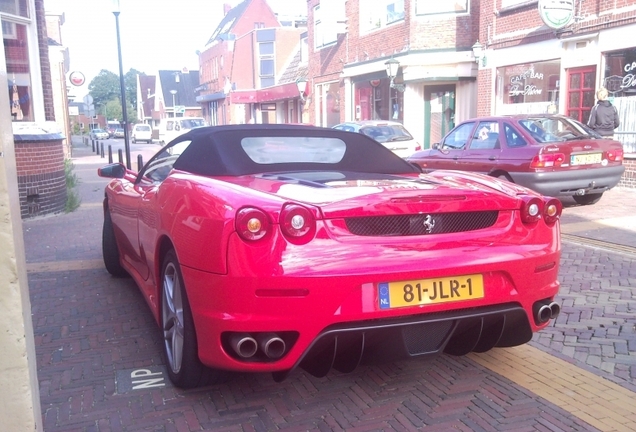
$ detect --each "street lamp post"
[112,0,131,169]
[170,90,177,117]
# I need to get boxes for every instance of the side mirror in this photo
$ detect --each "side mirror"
[432,142,440,150]
[98,163,126,179]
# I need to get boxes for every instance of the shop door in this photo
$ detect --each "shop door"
[424,86,456,149]
[566,67,596,124]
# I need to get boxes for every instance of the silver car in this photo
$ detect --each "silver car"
[90,128,109,140]
[333,120,421,158]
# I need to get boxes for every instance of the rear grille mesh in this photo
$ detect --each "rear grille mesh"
[344,211,498,237]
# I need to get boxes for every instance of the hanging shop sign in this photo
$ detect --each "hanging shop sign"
[69,71,85,87]
[538,0,575,30]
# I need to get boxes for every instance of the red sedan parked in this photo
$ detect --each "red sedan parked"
[408,114,624,205]
[99,124,562,388]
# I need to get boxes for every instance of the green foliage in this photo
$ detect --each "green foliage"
[88,68,142,125]
[88,70,120,108]
[64,159,81,213]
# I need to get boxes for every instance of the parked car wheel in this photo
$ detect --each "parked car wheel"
[161,250,226,388]
[102,210,128,277]
[496,173,513,182]
[132,137,137,144]
[573,193,603,206]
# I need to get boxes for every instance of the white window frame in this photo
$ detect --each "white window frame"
[1,0,45,123]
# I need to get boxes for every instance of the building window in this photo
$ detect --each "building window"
[360,0,404,33]
[495,60,561,115]
[313,2,340,49]
[259,41,275,88]
[415,0,469,16]
[0,0,29,17]
[3,18,33,121]
[603,48,636,98]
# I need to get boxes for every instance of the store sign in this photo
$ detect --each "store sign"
[509,67,544,97]
[69,71,85,87]
[538,0,574,30]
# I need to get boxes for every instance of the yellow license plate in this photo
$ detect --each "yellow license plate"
[571,153,601,166]
[378,274,484,309]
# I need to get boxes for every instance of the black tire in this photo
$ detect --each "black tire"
[573,193,603,206]
[102,210,128,277]
[496,173,513,182]
[160,250,227,388]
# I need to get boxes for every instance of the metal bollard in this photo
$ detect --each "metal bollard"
[108,145,113,164]
[100,142,104,158]
[118,149,123,164]
[137,154,144,171]
[95,140,100,155]
[91,139,95,152]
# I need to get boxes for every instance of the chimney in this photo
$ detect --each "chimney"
[224,3,232,15]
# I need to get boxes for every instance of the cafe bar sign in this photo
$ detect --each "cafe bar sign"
[538,0,575,30]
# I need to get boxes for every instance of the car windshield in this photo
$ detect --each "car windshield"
[360,125,413,143]
[519,117,600,143]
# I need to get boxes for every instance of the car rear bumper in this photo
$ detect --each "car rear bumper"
[180,235,560,376]
[510,165,625,197]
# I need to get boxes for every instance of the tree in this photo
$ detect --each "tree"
[125,69,141,109]
[87,70,120,109]
[103,99,138,125]
[88,68,141,125]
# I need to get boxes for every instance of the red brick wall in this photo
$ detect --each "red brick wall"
[35,0,55,121]
[619,158,636,189]
[15,138,67,217]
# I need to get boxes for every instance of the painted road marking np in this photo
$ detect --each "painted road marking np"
[116,365,172,394]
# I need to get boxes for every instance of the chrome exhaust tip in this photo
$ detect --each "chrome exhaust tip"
[229,333,258,358]
[548,301,561,319]
[257,333,286,359]
[535,304,552,324]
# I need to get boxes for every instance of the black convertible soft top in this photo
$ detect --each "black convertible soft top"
[170,124,421,176]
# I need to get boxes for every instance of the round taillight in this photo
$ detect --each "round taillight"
[280,204,316,243]
[521,197,543,224]
[236,207,269,241]
[543,198,562,226]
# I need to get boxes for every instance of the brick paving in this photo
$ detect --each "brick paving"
[22,137,636,431]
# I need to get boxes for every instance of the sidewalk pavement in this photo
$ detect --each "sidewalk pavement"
[21,136,636,431]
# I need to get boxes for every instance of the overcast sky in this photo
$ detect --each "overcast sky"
[45,0,307,98]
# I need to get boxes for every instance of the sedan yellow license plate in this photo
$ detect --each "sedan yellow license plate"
[571,153,602,166]
[378,274,484,309]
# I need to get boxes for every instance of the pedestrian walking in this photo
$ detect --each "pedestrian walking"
[587,87,620,139]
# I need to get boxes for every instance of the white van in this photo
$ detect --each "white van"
[159,117,206,144]
[131,124,153,143]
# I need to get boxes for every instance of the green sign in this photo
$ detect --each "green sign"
[538,0,574,30]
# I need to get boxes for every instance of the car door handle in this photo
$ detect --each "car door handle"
[489,156,497,161]
[453,156,459,160]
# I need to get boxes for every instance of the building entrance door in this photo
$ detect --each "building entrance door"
[566,67,596,124]
[424,86,456,149]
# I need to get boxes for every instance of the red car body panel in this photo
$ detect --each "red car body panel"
[99,125,562,380]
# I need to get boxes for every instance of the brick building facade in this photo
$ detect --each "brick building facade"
[306,0,481,149]
[474,0,636,185]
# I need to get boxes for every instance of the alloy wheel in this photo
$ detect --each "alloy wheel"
[162,262,185,374]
